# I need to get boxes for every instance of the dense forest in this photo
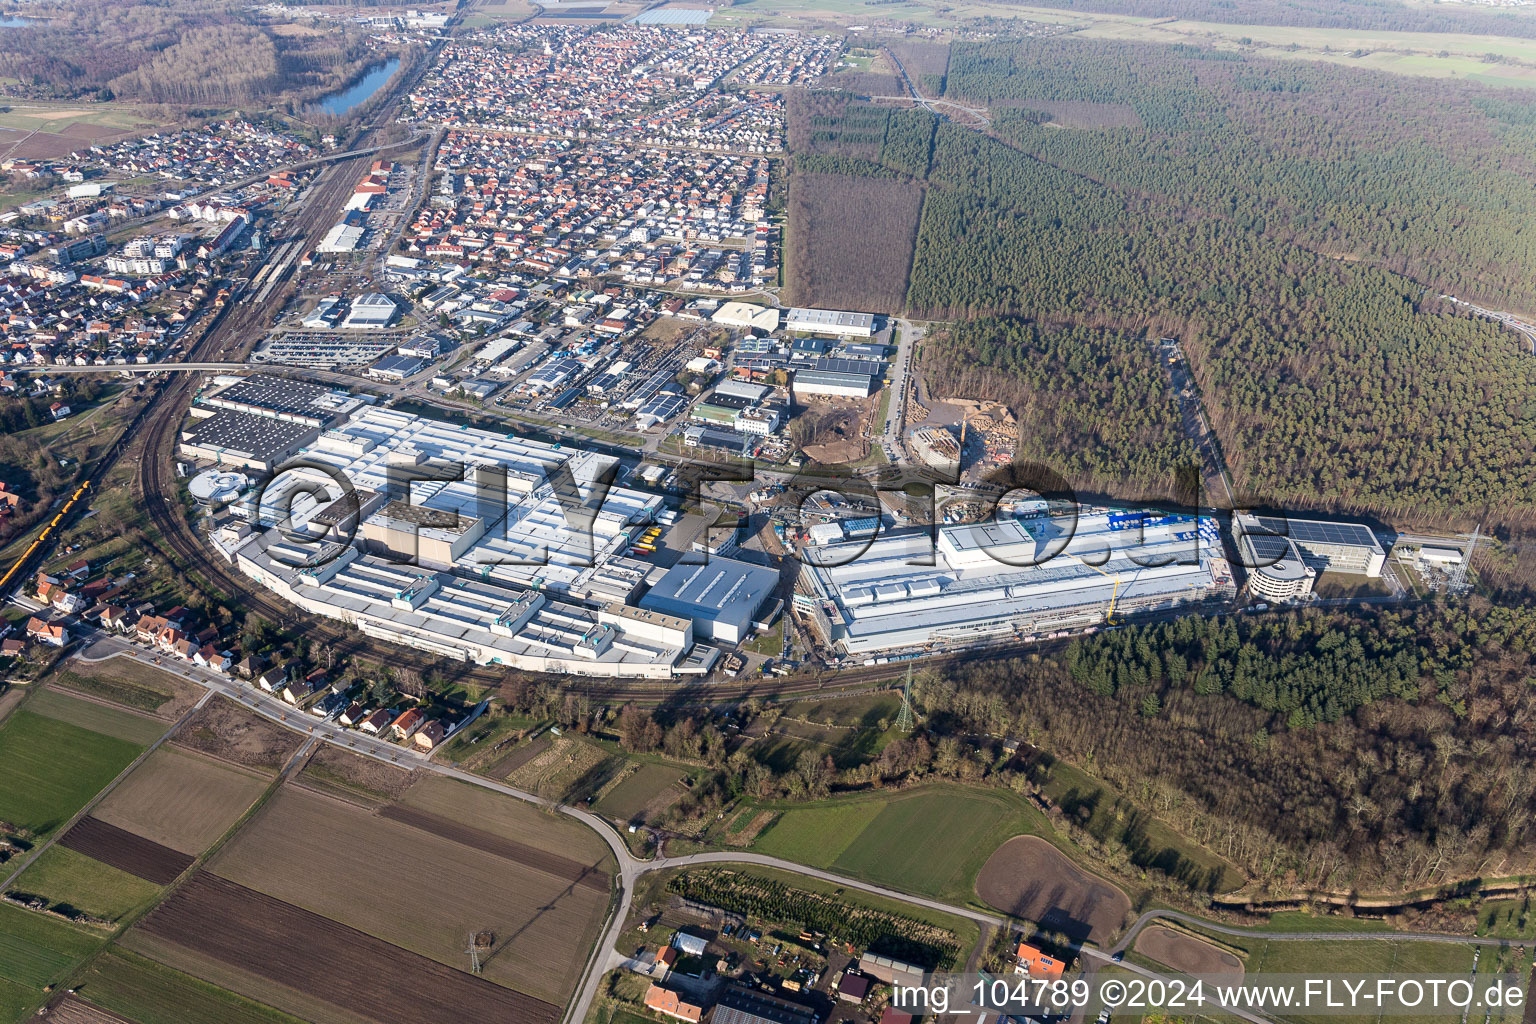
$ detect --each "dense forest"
[907,120,1536,521]
[925,318,1196,499]
[834,33,1536,524]
[945,37,1536,312]
[784,168,923,315]
[0,0,379,105]
[499,597,1536,892]
[1013,0,1536,36]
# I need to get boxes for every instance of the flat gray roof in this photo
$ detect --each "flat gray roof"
[184,410,316,460]
[207,374,331,418]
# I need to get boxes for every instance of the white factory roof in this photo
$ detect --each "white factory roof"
[712,301,780,332]
[255,406,661,595]
[803,512,1224,654]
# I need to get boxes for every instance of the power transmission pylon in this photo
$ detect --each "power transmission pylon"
[895,665,915,733]
[1449,524,1479,596]
[467,932,482,974]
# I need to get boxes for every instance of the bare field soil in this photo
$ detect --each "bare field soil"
[378,803,607,892]
[42,995,138,1024]
[170,697,300,773]
[58,817,191,885]
[92,747,268,856]
[975,836,1131,945]
[398,773,613,862]
[209,786,608,1005]
[1134,925,1243,982]
[785,172,923,315]
[298,745,416,805]
[120,931,378,1024]
[136,872,560,1024]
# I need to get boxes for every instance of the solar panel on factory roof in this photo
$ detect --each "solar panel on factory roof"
[1256,516,1379,549]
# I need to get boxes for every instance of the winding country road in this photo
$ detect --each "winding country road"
[38,631,1504,1024]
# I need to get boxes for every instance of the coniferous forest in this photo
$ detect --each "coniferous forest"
[787,35,1536,524]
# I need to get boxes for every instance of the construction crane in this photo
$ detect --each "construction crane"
[1073,553,1124,624]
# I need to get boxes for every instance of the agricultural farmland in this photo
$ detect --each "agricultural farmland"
[58,818,193,885]
[7,845,162,924]
[26,689,166,745]
[0,708,146,837]
[0,901,102,1023]
[753,785,1041,903]
[975,836,1131,945]
[208,785,610,1005]
[92,748,269,856]
[135,873,561,1024]
[70,949,310,1024]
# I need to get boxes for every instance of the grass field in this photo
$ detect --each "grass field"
[51,669,173,714]
[752,799,885,865]
[0,902,101,1023]
[1038,758,1243,893]
[1478,898,1536,940]
[73,949,309,1024]
[209,784,609,1005]
[592,763,684,823]
[26,689,166,745]
[753,785,1047,903]
[0,709,145,836]
[93,747,269,856]
[8,845,162,923]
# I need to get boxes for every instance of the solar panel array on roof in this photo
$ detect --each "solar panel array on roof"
[637,393,687,422]
[1256,516,1379,549]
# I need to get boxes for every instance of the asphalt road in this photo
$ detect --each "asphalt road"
[30,626,1501,1024]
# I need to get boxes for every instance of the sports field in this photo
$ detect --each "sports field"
[0,709,145,836]
[92,747,269,855]
[754,785,1042,901]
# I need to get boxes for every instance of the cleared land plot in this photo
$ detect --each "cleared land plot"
[210,785,608,1005]
[42,996,138,1024]
[58,817,191,885]
[71,949,309,1024]
[593,764,686,823]
[92,748,268,856]
[170,697,300,773]
[1134,925,1242,981]
[52,660,202,719]
[136,872,559,1024]
[8,845,162,923]
[297,744,414,805]
[26,689,165,746]
[0,710,144,836]
[976,835,1131,945]
[786,173,923,315]
[834,789,1021,898]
